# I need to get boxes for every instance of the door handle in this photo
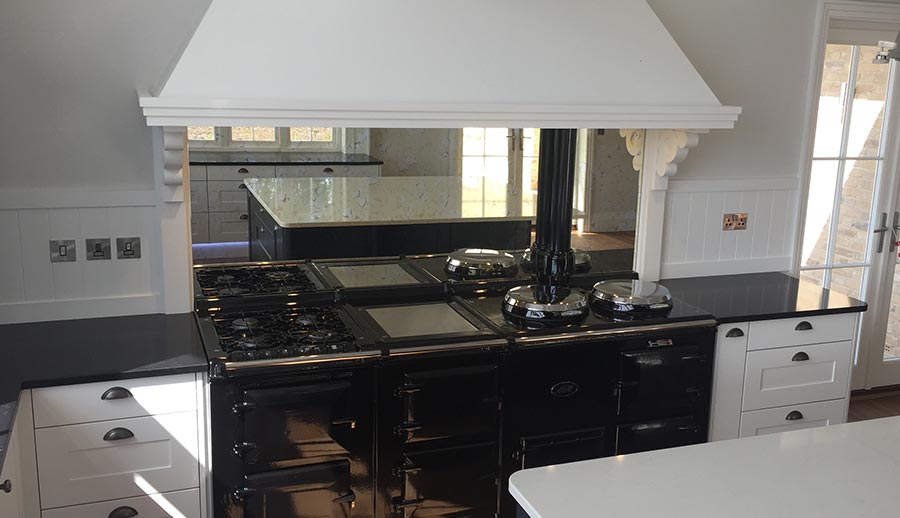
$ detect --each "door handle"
[794,321,813,331]
[103,427,134,441]
[874,212,889,253]
[393,422,423,436]
[232,441,257,456]
[0,479,10,494]
[785,410,804,421]
[394,384,423,397]
[333,491,356,504]
[725,328,744,338]
[100,387,133,400]
[108,506,138,518]
[891,211,900,252]
[792,351,810,362]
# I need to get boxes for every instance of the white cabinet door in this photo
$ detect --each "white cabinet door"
[190,181,208,213]
[35,412,200,509]
[742,341,852,411]
[32,374,197,429]
[739,399,846,437]
[0,392,43,518]
[709,323,749,441]
[207,181,250,213]
[747,313,856,351]
[191,213,210,244]
[209,212,251,243]
[41,488,201,518]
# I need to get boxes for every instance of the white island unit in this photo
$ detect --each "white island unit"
[509,416,900,518]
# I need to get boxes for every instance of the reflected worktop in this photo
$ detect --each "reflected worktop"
[244,176,534,228]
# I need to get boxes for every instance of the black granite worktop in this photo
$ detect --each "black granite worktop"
[0,313,208,472]
[189,151,383,166]
[660,272,868,324]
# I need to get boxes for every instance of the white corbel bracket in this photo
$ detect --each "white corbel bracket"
[619,129,701,190]
[160,127,187,203]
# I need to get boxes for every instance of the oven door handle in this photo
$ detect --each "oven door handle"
[393,422,423,436]
[333,491,356,504]
[394,383,424,397]
[231,487,256,504]
[232,401,257,414]
[232,441,257,456]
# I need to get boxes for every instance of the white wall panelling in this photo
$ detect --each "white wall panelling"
[0,194,161,324]
[660,177,799,278]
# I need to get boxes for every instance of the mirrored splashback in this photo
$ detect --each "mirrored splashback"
[187,127,638,266]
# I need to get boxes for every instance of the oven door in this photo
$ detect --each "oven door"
[615,415,706,455]
[237,371,372,472]
[393,363,501,445]
[616,343,712,420]
[512,427,610,470]
[392,443,500,518]
[233,461,359,518]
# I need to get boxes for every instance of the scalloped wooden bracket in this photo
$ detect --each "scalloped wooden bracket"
[160,127,187,203]
[619,129,701,189]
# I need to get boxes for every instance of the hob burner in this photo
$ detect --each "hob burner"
[589,279,673,320]
[521,247,592,274]
[501,285,589,327]
[445,248,519,279]
[195,264,320,298]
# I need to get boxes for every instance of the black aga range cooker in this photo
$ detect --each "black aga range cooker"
[194,131,716,518]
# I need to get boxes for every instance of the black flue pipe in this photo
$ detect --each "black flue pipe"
[530,128,578,287]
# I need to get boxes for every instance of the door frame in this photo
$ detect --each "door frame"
[792,0,900,389]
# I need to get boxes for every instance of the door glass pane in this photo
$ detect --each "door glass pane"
[813,44,853,158]
[522,128,540,217]
[187,126,215,141]
[848,46,891,158]
[828,266,867,300]
[886,261,900,360]
[232,126,276,142]
[802,160,839,267]
[800,268,825,287]
[462,128,510,218]
[833,159,877,264]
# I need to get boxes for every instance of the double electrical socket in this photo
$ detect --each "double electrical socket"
[49,237,141,262]
[722,213,748,231]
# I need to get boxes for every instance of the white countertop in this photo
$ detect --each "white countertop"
[244,177,535,228]
[509,416,900,518]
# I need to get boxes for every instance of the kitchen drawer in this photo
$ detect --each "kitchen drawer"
[189,180,208,213]
[275,163,380,177]
[209,211,251,243]
[208,180,251,212]
[747,313,856,351]
[742,341,852,411]
[33,373,198,428]
[191,212,210,244]
[739,399,846,437]
[42,488,200,518]
[36,412,200,509]
[207,164,275,181]
[189,164,207,181]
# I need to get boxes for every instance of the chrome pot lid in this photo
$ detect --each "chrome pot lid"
[590,280,672,306]
[445,248,517,276]
[503,285,589,313]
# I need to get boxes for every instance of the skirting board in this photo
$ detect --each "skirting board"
[660,256,793,279]
[0,293,161,325]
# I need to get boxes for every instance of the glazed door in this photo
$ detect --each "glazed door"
[797,40,900,388]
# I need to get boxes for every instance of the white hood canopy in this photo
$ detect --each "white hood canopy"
[140,0,740,129]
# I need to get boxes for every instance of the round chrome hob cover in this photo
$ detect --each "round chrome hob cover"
[445,248,518,279]
[501,285,589,327]
[520,247,592,274]
[589,279,673,318]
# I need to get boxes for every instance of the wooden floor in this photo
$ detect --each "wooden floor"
[538,231,636,251]
[847,389,900,422]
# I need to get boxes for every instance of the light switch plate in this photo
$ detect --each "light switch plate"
[116,237,141,259]
[86,238,111,260]
[50,240,76,262]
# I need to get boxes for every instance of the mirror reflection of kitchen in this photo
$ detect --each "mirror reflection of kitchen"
[188,127,638,282]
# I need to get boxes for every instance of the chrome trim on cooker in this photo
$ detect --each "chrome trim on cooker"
[388,339,508,357]
[515,319,718,345]
[223,350,381,371]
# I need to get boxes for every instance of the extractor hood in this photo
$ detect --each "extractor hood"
[140,0,740,129]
